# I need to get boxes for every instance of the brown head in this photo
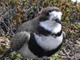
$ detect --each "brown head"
[39,7,61,15]
[39,6,62,24]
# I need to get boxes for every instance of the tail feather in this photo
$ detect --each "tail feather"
[0,49,12,60]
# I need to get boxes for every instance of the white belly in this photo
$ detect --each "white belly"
[34,33,63,51]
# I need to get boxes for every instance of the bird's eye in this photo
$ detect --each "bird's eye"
[48,10,52,13]
[45,12,49,16]
[48,10,53,13]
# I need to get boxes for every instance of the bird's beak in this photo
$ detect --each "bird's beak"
[53,16,62,24]
[55,19,62,24]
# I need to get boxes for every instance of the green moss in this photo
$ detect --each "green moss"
[51,55,63,60]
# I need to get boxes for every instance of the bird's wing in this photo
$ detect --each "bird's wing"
[11,31,30,51]
[0,31,30,60]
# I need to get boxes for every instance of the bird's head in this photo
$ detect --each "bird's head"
[39,7,62,34]
[39,6,62,24]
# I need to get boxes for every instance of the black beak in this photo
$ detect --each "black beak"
[55,19,62,24]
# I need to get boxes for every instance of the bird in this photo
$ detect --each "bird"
[0,6,64,60]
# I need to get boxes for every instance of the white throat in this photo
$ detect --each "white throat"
[40,11,62,34]
[40,20,61,34]
[49,11,62,20]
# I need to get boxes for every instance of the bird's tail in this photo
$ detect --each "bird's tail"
[0,49,12,60]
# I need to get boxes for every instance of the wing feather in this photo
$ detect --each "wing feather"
[11,31,30,51]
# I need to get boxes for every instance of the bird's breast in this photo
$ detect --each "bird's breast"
[34,33,63,51]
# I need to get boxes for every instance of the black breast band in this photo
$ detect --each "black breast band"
[37,26,62,36]
[28,33,62,57]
